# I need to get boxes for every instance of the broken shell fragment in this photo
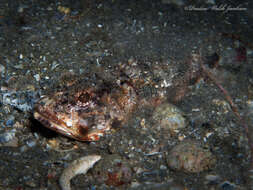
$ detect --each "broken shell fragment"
[59,155,101,190]
[152,103,186,134]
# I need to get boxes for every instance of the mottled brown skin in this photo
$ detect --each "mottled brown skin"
[34,82,137,141]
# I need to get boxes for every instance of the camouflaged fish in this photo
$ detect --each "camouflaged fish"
[34,81,137,141]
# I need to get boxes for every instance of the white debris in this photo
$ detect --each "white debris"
[59,155,101,190]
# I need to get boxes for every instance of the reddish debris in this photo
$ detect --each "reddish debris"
[105,165,132,187]
[236,46,247,62]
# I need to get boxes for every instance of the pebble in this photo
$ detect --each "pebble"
[13,64,24,69]
[152,103,186,134]
[5,118,15,126]
[0,129,16,144]
[26,139,37,148]
[59,155,101,190]
[205,174,221,185]
[57,6,71,15]
[20,145,29,153]
[33,74,40,81]
[167,140,216,173]
[0,64,5,76]
[219,181,236,190]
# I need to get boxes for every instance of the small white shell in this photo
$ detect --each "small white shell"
[59,155,101,190]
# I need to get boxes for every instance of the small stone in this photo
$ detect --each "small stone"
[178,134,186,141]
[13,64,24,69]
[140,118,146,128]
[57,6,71,15]
[205,174,221,184]
[160,165,167,170]
[0,130,16,144]
[20,145,29,152]
[47,6,53,11]
[167,140,216,173]
[25,85,35,91]
[26,139,37,148]
[17,6,25,13]
[47,139,60,150]
[6,118,14,126]
[34,74,40,81]
[219,181,236,190]
[0,64,5,76]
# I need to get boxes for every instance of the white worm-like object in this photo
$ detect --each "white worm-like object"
[59,155,101,190]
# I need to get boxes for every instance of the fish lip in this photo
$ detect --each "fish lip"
[34,111,101,141]
[33,111,76,139]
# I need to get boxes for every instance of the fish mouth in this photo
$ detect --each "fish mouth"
[33,111,74,138]
[33,111,97,141]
